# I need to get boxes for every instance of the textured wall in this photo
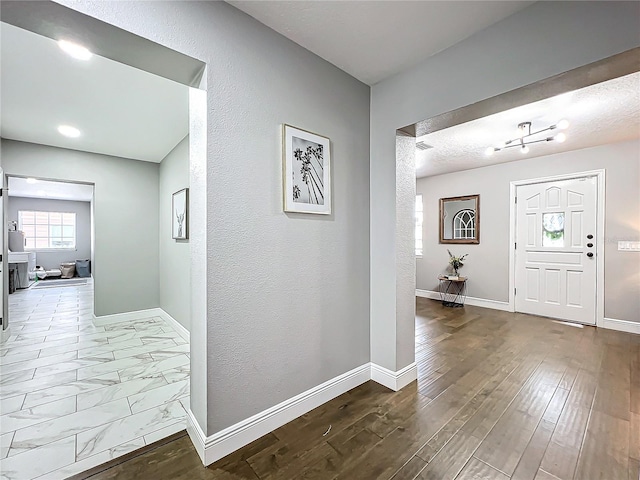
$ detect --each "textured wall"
[417,139,640,323]
[370,1,640,371]
[54,0,371,435]
[159,136,190,332]
[1,140,160,316]
[395,134,416,370]
[7,196,92,271]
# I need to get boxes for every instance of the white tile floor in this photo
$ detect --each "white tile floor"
[0,280,190,480]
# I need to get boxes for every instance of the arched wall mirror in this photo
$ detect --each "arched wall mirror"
[439,194,480,244]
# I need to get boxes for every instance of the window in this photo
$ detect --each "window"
[453,209,475,239]
[415,195,423,256]
[542,212,565,247]
[18,210,76,250]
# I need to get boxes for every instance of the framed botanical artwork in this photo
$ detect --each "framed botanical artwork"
[172,188,189,240]
[282,124,331,215]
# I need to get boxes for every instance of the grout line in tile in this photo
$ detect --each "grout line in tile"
[4,282,190,477]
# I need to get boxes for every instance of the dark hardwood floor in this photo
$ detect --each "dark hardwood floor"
[80,298,640,480]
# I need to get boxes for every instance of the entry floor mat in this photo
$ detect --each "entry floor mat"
[31,278,89,288]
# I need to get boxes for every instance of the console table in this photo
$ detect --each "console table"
[437,276,467,307]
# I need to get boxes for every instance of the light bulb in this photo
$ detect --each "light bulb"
[58,40,92,61]
[555,133,566,143]
[58,125,81,138]
[556,119,569,130]
[485,147,495,156]
[520,145,530,154]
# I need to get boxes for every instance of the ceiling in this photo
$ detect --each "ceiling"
[0,22,189,163]
[8,177,94,202]
[415,72,640,178]
[228,1,534,85]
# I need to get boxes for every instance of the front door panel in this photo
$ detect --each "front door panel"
[515,176,597,324]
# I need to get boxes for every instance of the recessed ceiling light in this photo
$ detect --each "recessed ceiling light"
[26,178,38,184]
[58,39,92,61]
[58,125,81,138]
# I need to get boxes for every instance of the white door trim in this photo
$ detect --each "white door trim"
[508,169,605,327]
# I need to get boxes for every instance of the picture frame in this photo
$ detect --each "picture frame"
[282,124,331,215]
[172,188,189,240]
[439,194,480,244]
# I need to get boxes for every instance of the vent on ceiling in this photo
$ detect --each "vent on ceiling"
[416,141,433,151]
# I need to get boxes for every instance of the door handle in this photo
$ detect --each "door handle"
[587,252,594,258]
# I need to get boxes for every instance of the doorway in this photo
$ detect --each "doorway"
[0,14,203,477]
[5,175,95,320]
[512,171,604,325]
[6,176,94,290]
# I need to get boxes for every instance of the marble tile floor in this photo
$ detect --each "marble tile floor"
[0,280,190,480]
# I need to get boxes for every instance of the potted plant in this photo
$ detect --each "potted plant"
[447,249,468,277]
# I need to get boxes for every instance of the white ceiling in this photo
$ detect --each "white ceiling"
[228,1,534,85]
[416,72,640,178]
[8,177,94,202]
[0,22,189,163]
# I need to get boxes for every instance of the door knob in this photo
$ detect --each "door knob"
[587,234,593,239]
[587,243,593,248]
[587,252,594,258]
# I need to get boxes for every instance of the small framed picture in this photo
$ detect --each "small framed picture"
[172,188,189,240]
[282,124,331,215]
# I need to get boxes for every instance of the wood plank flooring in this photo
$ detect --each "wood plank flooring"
[79,298,640,480]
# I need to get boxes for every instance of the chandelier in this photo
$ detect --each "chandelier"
[485,120,569,155]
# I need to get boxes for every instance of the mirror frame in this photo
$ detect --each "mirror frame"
[439,194,480,244]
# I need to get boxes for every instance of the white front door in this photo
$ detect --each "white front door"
[515,175,598,324]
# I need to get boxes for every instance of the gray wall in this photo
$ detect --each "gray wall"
[417,139,640,324]
[1,140,160,316]
[159,136,190,332]
[56,0,371,435]
[7,196,91,271]
[370,1,640,372]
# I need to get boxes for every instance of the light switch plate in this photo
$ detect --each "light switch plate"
[618,241,640,252]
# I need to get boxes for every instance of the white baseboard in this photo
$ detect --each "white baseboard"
[601,317,640,335]
[416,289,511,312]
[93,307,190,340]
[186,408,207,464]
[370,362,417,391]
[1,326,11,343]
[415,289,442,301]
[188,363,371,465]
[157,309,190,342]
[93,308,164,326]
